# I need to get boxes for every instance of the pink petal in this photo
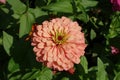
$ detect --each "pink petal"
[0,0,6,4]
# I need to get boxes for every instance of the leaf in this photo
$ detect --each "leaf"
[8,58,21,80]
[29,7,48,18]
[81,0,98,10]
[7,0,27,15]
[108,29,118,38]
[38,68,53,80]
[3,31,13,56]
[42,0,73,13]
[19,12,35,38]
[97,58,108,80]
[114,72,120,80]
[108,15,120,38]
[27,70,41,80]
[90,29,96,40]
[80,56,88,74]
[22,68,52,80]
[9,74,22,80]
[0,7,9,14]
[21,70,41,80]
[61,77,69,80]
[8,58,20,72]
[77,13,89,23]
[75,2,89,22]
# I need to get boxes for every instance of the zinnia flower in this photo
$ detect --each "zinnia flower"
[110,0,120,11]
[31,16,87,71]
[0,0,6,4]
[111,46,119,54]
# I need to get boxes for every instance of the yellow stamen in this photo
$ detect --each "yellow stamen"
[52,30,68,45]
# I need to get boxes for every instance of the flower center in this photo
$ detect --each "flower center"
[52,30,68,45]
[58,36,63,40]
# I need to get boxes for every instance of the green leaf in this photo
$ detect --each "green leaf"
[108,15,120,38]
[38,68,53,80]
[81,0,98,10]
[0,7,9,14]
[80,56,88,74]
[77,13,89,23]
[97,58,108,80]
[8,58,21,80]
[9,74,22,80]
[61,77,69,80]
[107,29,118,38]
[27,70,41,80]
[19,12,35,38]
[114,72,120,80]
[7,0,27,15]
[3,31,13,56]
[22,68,52,80]
[90,29,96,40]
[8,58,20,72]
[21,70,41,80]
[75,2,89,22]
[29,7,48,18]
[42,0,73,13]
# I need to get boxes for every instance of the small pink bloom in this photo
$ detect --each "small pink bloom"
[110,0,120,11]
[31,16,87,72]
[0,0,6,4]
[111,46,119,54]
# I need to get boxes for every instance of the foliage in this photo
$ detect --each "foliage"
[0,0,120,80]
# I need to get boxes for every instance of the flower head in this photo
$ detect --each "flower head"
[110,0,120,11]
[31,16,87,71]
[111,46,119,55]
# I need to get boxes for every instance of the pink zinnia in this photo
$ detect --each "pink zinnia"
[111,46,119,54]
[110,0,120,11]
[31,16,87,71]
[0,0,6,4]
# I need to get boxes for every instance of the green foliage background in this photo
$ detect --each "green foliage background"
[0,0,120,80]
